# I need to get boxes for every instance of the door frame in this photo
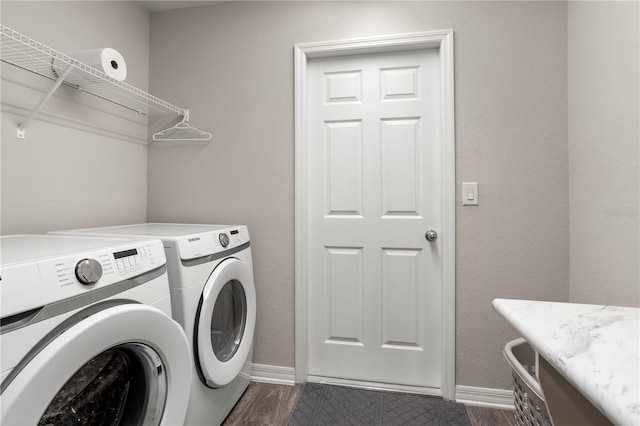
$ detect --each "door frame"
[294,30,456,399]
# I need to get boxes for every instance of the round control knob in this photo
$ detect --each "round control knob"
[75,258,103,285]
[219,233,230,248]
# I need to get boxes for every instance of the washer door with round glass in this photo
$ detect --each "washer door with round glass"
[195,257,256,388]
[0,304,192,426]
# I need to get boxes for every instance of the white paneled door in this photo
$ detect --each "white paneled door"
[305,48,444,390]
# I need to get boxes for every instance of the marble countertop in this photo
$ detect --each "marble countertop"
[493,298,639,426]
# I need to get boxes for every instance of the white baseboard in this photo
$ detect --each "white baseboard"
[455,385,515,410]
[251,363,296,385]
[249,364,514,411]
[307,375,442,397]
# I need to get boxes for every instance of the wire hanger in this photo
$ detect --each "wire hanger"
[152,109,212,142]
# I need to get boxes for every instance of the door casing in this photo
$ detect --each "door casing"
[294,30,456,400]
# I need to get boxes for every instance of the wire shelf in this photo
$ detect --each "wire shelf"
[0,24,186,119]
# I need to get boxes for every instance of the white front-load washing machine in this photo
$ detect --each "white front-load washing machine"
[0,234,193,425]
[52,224,256,426]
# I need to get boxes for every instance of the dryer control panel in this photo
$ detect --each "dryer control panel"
[177,225,250,260]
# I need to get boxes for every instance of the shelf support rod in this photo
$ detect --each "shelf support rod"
[17,66,74,139]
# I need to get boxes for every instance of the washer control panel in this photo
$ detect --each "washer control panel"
[0,237,167,320]
[39,239,165,290]
[178,225,250,260]
[112,244,157,275]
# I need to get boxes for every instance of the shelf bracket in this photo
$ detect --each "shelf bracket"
[17,66,74,139]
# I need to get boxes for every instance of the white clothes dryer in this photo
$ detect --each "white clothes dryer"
[0,234,193,426]
[52,224,256,426]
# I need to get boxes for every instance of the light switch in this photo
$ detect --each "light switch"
[462,182,478,206]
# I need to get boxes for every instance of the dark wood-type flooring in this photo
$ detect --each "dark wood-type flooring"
[223,382,515,426]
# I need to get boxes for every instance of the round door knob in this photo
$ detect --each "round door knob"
[75,258,103,285]
[425,230,438,242]
[219,233,230,248]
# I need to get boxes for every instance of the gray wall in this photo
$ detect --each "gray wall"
[567,1,640,307]
[148,1,569,390]
[1,1,150,234]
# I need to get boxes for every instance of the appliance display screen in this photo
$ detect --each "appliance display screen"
[113,248,138,259]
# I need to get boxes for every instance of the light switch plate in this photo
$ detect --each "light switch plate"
[462,182,478,206]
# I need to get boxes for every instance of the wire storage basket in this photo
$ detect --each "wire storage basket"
[504,338,552,426]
